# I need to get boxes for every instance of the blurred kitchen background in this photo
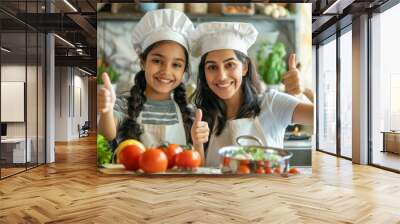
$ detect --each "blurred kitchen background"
[97,3,313,167]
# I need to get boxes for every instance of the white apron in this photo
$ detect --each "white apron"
[205,116,267,167]
[137,101,187,147]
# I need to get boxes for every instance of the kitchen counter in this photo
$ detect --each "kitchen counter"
[284,139,312,167]
[284,139,312,148]
[100,164,312,176]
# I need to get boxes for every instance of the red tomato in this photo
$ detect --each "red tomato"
[162,144,183,169]
[118,145,145,171]
[238,165,250,174]
[256,167,265,174]
[240,160,250,165]
[223,157,231,166]
[264,161,271,168]
[175,149,201,169]
[139,149,168,173]
[288,167,300,174]
[265,167,273,174]
[256,161,265,167]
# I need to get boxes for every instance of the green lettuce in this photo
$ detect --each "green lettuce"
[256,42,287,85]
[97,134,112,165]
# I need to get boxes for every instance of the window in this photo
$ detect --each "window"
[340,29,352,158]
[371,3,400,171]
[317,37,337,154]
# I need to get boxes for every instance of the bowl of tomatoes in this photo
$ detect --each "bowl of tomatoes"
[218,135,294,175]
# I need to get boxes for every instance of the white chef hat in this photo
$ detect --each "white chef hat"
[132,9,194,56]
[190,22,258,57]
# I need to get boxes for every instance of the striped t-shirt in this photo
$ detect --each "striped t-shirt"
[140,99,179,125]
[114,95,179,128]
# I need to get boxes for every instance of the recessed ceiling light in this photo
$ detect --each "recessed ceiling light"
[1,47,11,53]
[322,0,354,15]
[78,67,92,76]
[63,0,78,12]
[54,34,75,48]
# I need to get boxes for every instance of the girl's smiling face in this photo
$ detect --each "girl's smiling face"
[204,49,248,102]
[141,41,187,100]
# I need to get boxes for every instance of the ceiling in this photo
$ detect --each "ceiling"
[311,0,392,43]
[0,0,396,75]
[0,0,97,74]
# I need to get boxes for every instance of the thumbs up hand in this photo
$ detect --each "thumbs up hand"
[98,72,116,114]
[191,109,210,147]
[282,54,302,95]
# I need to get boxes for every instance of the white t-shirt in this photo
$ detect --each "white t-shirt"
[257,89,300,148]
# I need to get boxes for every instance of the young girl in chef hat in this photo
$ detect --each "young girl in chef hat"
[98,9,207,155]
[190,22,314,167]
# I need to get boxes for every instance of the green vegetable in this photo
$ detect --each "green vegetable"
[97,64,120,85]
[251,148,265,161]
[230,147,280,161]
[97,134,113,165]
[256,41,287,85]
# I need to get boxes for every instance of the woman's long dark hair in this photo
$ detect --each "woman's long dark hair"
[118,41,193,144]
[192,50,262,139]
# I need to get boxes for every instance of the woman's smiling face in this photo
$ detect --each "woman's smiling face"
[204,49,248,101]
[142,41,186,100]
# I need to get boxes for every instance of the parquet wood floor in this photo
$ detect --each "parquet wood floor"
[0,135,399,223]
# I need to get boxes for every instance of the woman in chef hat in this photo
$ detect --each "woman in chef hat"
[190,22,313,167]
[98,9,208,159]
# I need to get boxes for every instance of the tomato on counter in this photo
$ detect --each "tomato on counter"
[238,164,250,174]
[117,139,146,171]
[139,148,168,173]
[239,160,250,165]
[274,166,282,174]
[160,143,183,169]
[256,161,264,167]
[256,167,265,174]
[265,167,273,174]
[223,157,231,166]
[288,167,300,174]
[175,147,201,169]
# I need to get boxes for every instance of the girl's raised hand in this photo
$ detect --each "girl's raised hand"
[282,54,302,95]
[191,109,210,147]
[98,72,116,114]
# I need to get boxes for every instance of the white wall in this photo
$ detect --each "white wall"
[55,67,69,141]
[71,72,89,138]
[1,65,32,138]
[74,71,89,139]
[1,65,25,139]
[54,67,89,141]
